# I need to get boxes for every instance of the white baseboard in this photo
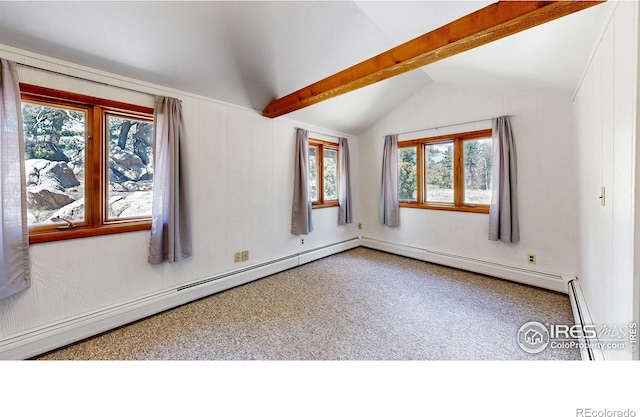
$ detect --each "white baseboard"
[299,238,360,265]
[0,236,576,360]
[361,237,571,293]
[0,238,357,360]
[568,278,605,360]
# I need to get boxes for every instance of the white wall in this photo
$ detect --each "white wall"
[3,4,636,361]
[0,45,359,356]
[359,81,578,280]
[573,1,638,361]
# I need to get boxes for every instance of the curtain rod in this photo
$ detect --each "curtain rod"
[298,127,343,140]
[17,62,156,99]
[389,115,514,138]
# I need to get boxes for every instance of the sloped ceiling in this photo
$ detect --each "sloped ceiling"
[0,1,612,135]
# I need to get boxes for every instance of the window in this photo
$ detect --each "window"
[20,84,154,243]
[309,139,338,208]
[398,129,492,213]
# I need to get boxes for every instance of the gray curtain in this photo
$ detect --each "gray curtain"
[149,96,193,264]
[338,137,352,225]
[0,59,31,300]
[379,134,399,227]
[291,128,313,235]
[489,116,519,243]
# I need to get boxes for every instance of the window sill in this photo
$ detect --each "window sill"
[399,202,489,214]
[29,221,151,244]
[312,202,339,209]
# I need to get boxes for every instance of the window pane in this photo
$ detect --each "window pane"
[398,146,417,202]
[464,138,492,205]
[22,102,86,226]
[107,115,154,219]
[425,142,454,203]
[308,146,319,203]
[323,148,338,201]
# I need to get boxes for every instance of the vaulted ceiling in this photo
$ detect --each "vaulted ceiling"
[0,1,612,135]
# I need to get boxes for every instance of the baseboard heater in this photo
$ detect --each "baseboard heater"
[0,238,359,360]
[360,237,572,293]
[568,278,604,360]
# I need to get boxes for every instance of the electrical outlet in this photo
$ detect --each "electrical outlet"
[527,254,537,265]
[300,238,304,245]
[234,252,241,263]
[358,223,362,230]
[241,250,249,262]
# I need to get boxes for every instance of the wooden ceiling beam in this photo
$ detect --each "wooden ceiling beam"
[262,1,605,119]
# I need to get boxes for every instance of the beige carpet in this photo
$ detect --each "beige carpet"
[36,248,580,360]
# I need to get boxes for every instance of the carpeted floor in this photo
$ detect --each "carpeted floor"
[36,248,580,360]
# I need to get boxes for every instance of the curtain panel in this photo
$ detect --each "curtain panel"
[489,116,520,243]
[291,128,313,235]
[0,59,31,300]
[379,134,399,227]
[338,137,352,225]
[148,96,193,264]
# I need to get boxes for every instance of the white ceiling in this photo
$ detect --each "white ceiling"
[0,1,612,135]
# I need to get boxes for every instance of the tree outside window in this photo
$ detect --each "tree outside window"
[397,129,492,213]
[309,139,339,208]
[21,84,154,243]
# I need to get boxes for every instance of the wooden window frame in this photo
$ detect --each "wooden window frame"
[309,138,339,209]
[398,129,492,214]
[20,84,154,244]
